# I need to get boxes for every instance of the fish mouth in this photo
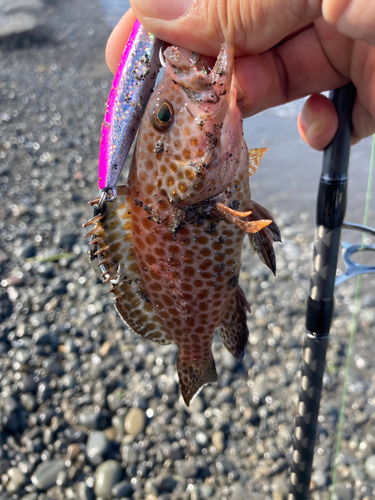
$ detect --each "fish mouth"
[164,44,233,105]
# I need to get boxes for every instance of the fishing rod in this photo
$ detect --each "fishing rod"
[289,83,356,499]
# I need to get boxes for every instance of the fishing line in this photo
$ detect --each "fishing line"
[330,134,375,499]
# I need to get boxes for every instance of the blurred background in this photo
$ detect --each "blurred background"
[0,1,374,499]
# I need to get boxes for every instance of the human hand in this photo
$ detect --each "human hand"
[106,0,375,151]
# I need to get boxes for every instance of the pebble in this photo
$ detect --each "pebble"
[111,480,133,498]
[111,415,125,437]
[144,479,158,496]
[231,482,247,499]
[331,484,354,500]
[272,478,289,500]
[0,460,10,475]
[175,460,198,478]
[212,431,225,452]
[7,467,26,490]
[86,431,110,465]
[15,244,36,259]
[364,454,375,479]
[188,395,204,413]
[94,460,122,500]
[124,408,146,437]
[196,431,209,447]
[200,483,214,498]
[20,393,37,412]
[31,459,66,490]
[157,474,178,493]
[120,444,138,465]
[77,481,93,500]
[349,464,365,481]
[55,232,78,250]
[311,469,327,487]
[107,392,123,413]
[21,494,38,500]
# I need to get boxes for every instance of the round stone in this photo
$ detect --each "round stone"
[7,467,26,487]
[311,469,327,487]
[212,431,225,452]
[86,431,110,465]
[94,460,122,500]
[364,454,375,480]
[111,480,133,498]
[124,408,146,437]
[196,431,209,447]
[31,459,66,490]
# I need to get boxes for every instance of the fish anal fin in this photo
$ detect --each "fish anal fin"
[248,148,267,177]
[216,203,271,234]
[115,291,171,345]
[219,287,249,361]
[247,200,281,275]
[177,351,218,406]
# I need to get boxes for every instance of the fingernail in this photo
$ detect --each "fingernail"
[298,103,313,137]
[133,0,194,20]
[234,76,246,103]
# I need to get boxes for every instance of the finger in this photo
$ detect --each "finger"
[352,96,375,144]
[297,94,338,150]
[350,41,375,142]
[130,0,323,56]
[297,94,375,150]
[323,0,375,45]
[322,0,351,23]
[235,24,349,118]
[105,9,137,74]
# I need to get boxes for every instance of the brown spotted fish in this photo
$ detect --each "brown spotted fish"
[85,43,281,405]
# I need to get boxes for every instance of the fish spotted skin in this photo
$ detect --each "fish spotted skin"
[85,42,280,405]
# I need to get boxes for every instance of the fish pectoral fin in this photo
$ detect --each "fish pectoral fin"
[177,352,218,406]
[219,286,250,361]
[248,148,267,177]
[247,200,281,275]
[216,202,271,234]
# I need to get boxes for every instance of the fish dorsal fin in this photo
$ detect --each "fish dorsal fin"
[177,351,218,406]
[219,286,250,361]
[216,203,272,233]
[248,148,267,177]
[246,200,281,275]
[84,186,171,345]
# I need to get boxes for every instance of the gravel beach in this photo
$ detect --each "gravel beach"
[1,1,375,499]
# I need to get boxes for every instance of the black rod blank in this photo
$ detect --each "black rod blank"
[289,83,356,499]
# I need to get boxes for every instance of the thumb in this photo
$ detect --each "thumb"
[130,0,322,56]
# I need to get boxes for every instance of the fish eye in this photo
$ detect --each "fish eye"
[151,101,174,131]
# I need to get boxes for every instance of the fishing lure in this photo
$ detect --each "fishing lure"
[98,20,164,201]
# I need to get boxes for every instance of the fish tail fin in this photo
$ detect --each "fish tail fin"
[219,286,250,361]
[177,352,218,406]
[247,200,281,275]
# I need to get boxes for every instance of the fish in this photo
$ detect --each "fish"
[85,42,281,405]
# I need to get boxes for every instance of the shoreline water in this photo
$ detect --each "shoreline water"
[0,1,374,499]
